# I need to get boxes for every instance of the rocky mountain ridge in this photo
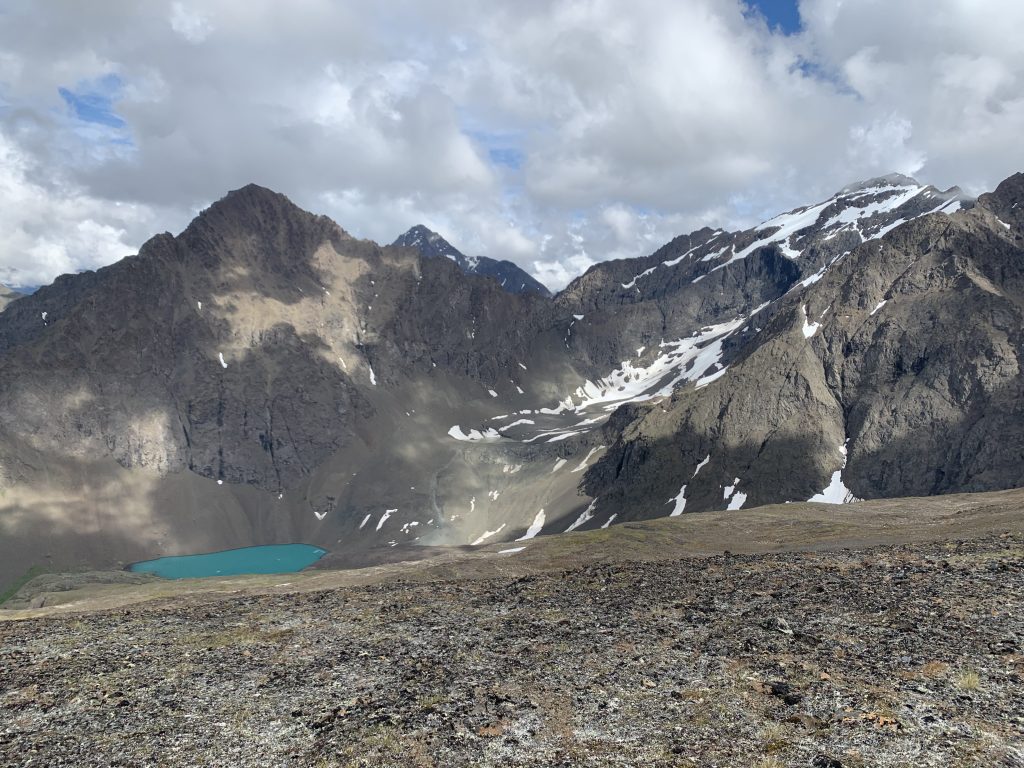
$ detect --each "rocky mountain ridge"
[392,224,552,297]
[0,172,1019,587]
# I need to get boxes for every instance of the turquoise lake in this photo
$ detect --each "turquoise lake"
[129,544,328,579]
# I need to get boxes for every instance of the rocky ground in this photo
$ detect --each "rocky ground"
[1,532,1022,767]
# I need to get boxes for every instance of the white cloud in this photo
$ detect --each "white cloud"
[847,114,926,177]
[0,0,1022,291]
[0,133,155,287]
[169,3,214,44]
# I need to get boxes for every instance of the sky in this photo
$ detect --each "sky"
[1,1,1023,291]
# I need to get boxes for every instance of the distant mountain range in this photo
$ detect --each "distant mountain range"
[0,169,1021,589]
[392,224,552,297]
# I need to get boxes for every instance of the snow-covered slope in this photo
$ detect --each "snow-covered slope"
[609,173,972,294]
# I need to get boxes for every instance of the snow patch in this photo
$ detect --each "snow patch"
[870,299,888,316]
[498,546,526,554]
[695,367,728,389]
[700,245,730,263]
[667,485,687,517]
[801,305,820,338]
[873,217,908,239]
[499,418,535,431]
[723,478,746,510]
[571,446,604,473]
[601,514,617,529]
[487,389,499,398]
[621,267,656,289]
[727,492,747,511]
[448,425,502,442]
[516,509,546,541]
[565,499,598,532]
[471,523,506,545]
[368,366,377,385]
[218,352,228,369]
[359,513,372,530]
[663,241,705,267]
[376,509,396,531]
[545,315,749,415]
[808,442,860,504]
[552,458,568,473]
[692,455,710,477]
[821,184,923,235]
[714,198,834,270]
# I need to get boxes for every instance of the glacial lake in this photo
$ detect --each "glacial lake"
[129,544,328,580]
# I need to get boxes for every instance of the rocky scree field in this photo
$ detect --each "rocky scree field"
[1,532,1022,767]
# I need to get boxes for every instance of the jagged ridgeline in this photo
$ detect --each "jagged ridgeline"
[392,224,552,297]
[0,172,1021,585]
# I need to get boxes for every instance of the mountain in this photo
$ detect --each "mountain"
[0,173,1020,590]
[581,175,1019,518]
[0,283,23,312]
[393,224,552,297]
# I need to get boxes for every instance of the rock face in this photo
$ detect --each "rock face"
[0,173,1020,585]
[393,224,552,297]
[584,173,1023,519]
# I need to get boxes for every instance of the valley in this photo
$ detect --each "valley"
[0,171,1020,586]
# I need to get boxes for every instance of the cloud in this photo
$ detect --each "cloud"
[0,0,1022,291]
[169,2,213,44]
[0,132,156,287]
[847,114,925,177]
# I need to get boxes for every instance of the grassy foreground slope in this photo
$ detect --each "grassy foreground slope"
[0,492,1022,766]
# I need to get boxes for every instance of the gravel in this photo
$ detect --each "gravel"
[2,534,1022,767]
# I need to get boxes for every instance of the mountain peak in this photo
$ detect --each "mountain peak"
[184,184,350,248]
[392,225,460,260]
[392,224,551,297]
[837,172,921,196]
[205,183,307,220]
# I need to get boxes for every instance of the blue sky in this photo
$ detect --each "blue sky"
[747,0,802,35]
[58,74,127,130]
